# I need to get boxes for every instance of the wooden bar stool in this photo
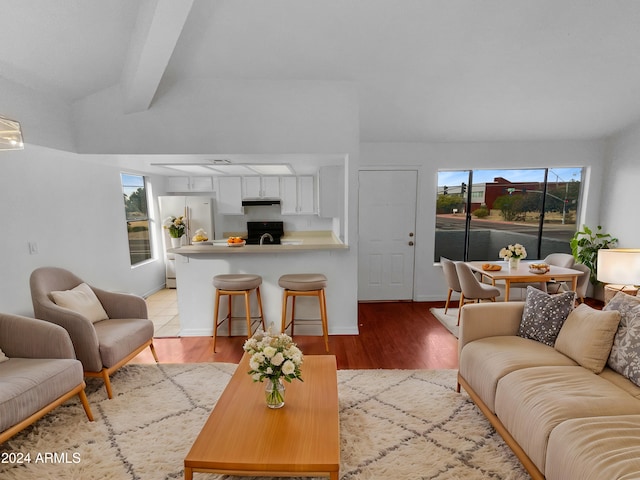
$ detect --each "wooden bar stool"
[212,274,265,352]
[279,273,329,352]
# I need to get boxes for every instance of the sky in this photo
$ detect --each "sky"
[438,167,582,187]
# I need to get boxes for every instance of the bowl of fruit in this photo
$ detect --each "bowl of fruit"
[529,263,550,274]
[227,236,246,247]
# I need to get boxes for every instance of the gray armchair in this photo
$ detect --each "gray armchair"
[0,313,93,443]
[30,267,158,399]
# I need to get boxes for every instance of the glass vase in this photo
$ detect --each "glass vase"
[509,257,521,271]
[265,378,285,409]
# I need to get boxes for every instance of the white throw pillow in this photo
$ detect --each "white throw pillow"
[51,283,109,323]
[0,347,8,363]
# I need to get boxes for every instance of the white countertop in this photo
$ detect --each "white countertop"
[170,231,347,254]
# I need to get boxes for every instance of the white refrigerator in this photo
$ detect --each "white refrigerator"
[158,196,215,288]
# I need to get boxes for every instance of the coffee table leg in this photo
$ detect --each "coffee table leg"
[330,471,339,480]
[184,467,192,480]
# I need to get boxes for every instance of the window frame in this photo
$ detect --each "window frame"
[121,173,153,266]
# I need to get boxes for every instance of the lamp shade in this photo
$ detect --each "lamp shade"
[597,249,640,285]
[0,115,24,150]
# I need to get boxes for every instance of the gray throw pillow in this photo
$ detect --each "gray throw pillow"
[606,291,640,386]
[518,286,576,346]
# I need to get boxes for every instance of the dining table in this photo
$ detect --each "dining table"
[467,261,585,302]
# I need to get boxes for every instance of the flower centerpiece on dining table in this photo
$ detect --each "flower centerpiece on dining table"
[243,327,304,408]
[499,243,527,270]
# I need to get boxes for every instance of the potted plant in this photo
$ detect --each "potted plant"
[570,225,618,287]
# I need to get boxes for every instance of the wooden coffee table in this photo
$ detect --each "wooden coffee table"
[184,354,340,479]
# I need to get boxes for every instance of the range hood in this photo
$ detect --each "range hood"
[242,198,281,206]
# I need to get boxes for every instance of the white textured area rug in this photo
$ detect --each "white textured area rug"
[430,308,460,338]
[0,363,529,480]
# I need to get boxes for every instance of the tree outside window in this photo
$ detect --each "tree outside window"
[435,168,583,262]
[121,173,153,265]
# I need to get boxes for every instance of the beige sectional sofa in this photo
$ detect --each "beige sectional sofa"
[457,292,640,480]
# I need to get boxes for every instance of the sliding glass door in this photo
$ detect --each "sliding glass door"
[435,167,583,262]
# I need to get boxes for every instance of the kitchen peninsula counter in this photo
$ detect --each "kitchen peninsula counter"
[169,231,347,255]
[170,231,357,338]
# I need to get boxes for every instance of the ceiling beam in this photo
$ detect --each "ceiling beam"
[121,0,194,114]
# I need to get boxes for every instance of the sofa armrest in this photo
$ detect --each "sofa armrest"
[458,302,525,357]
[92,287,148,319]
[0,313,76,359]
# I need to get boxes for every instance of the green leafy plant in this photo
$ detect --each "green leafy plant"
[570,225,618,285]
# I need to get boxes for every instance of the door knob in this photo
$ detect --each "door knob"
[408,241,414,246]
[409,232,414,237]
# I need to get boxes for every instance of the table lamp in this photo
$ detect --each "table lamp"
[597,249,640,300]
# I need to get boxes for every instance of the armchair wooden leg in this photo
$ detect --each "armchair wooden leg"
[102,369,114,399]
[149,341,159,363]
[78,388,94,421]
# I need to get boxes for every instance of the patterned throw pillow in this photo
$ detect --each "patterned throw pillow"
[518,286,576,346]
[606,291,640,386]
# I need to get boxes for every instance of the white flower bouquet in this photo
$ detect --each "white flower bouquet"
[243,328,303,383]
[163,216,186,238]
[499,243,527,260]
[243,327,303,407]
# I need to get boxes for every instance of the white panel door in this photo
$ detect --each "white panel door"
[358,170,417,301]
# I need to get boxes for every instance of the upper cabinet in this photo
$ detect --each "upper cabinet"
[167,176,214,192]
[280,176,316,215]
[216,176,244,215]
[242,176,280,199]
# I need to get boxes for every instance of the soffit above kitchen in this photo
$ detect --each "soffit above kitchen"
[110,153,346,176]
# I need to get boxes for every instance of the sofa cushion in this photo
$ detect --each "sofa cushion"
[599,367,640,400]
[0,358,84,432]
[93,318,154,368]
[518,286,575,346]
[51,282,109,323]
[545,415,640,480]
[554,304,620,373]
[494,366,640,475]
[0,348,8,363]
[606,291,640,385]
[459,336,577,413]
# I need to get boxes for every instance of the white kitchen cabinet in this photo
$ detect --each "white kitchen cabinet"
[318,165,344,218]
[280,175,316,215]
[242,176,280,198]
[216,176,244,215]
[167,176,214,192]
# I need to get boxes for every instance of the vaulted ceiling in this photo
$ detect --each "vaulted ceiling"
[2,0,640,142]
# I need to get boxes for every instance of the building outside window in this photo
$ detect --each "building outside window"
[435,167,583,262]
[121,173,153,265]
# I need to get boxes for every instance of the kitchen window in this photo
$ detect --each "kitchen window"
[435,167,583,262]
[121,173,153,265]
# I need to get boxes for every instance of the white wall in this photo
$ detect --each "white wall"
[0,145,166,316]
[601,120,640,246]
[0,77,76,152]
[360,139,607,301]
[2,77,360,333]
